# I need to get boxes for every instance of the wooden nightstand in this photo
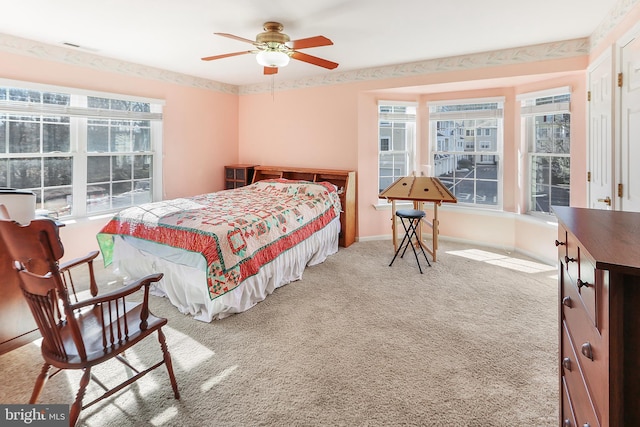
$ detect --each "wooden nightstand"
[225,164,257,189]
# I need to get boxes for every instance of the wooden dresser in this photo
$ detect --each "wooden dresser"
[252,166,356,247]
[554,206,640,426]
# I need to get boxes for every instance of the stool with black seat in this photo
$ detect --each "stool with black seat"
[389,209,431,273]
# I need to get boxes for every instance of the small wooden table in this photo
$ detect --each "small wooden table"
[379,176,457,262]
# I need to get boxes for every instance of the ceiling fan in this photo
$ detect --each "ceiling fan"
[201,21,339,75]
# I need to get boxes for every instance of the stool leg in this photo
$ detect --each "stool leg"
[389,216,431,272]
[405,220,424,274]
[398,219,414,259]
[389,218,412,267]
[409,218,431,268]
[416,235,431,267]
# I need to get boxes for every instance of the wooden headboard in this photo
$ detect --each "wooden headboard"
[252,165,356,247]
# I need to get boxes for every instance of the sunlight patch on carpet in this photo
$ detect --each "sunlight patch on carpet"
[165,327,215,371]
[446,249,555,273]
[201,365,238,392]
[151,406,179,426]
[446,249,506,261]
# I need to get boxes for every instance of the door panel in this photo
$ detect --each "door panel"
[588,49,614,210]
[620,35,640,212]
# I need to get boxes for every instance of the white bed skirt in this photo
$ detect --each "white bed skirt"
[110,217,340,322]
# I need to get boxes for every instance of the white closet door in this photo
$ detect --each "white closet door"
[619,34,640,212]
[588,49,615,210]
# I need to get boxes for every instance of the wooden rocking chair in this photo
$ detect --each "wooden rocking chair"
[0,218,180,426]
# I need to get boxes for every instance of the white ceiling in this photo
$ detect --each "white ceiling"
[0,0,619,87]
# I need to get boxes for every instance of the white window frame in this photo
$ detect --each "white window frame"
[429,97,504,209]
[518,87,571,216]
[377,101,417,194]
[0,78,164,219]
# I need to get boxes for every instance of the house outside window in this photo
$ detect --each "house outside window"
[378,102,416,192]
[520,91,570,214]
[430,99,503,207]
[0,81,163,219]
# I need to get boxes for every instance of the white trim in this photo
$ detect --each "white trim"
[0,77,165,105]
[378,100,418,107]
[428,97,505,120]
[0,78,164,120]
[427,96,505,107]
[429,109,504,120]
[0,101,163,120]
[520,101,570,116]
[516,86,572,101]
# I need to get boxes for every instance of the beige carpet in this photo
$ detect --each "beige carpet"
[0,239,559,426]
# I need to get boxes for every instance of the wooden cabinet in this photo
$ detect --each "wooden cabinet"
[554,206,640,426]
[252,166,356,247]
[225,164,256,189]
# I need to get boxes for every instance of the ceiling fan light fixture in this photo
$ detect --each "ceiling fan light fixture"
[256,50,290,68]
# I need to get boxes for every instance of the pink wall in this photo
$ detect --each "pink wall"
[4,0,639,264]
[590,2,640,61]
[0,50,239,260]
[238,85,357,169]
[238,57,588,262]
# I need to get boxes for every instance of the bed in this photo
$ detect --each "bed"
[97,166,356,322]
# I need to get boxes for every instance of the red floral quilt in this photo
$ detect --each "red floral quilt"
[97,179,341,299]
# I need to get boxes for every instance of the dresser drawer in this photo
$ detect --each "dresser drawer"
[564,229,579,282]
[561,321,600,427]
[561,377,577,427]
[563,232,598,327]
[561,288,607,422]
[561,283,607,417]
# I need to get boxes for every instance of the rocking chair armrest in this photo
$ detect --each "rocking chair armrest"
[59,250,101,298]
[68,273,164,310]
[59,250,100,272]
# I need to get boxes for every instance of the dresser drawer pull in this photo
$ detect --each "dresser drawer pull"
[563,419,571,427]
[564,255,576,264]
[577,278,591,289]
[562,357,572,372]
[581,342,593,361]
[562,296,572,308]
[555,239,566,247]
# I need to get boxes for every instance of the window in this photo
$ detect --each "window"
[429,99,503,207]
[520,91,570,214]
[380,136,391,151]
[0,81,163,219]
[378,103,416,192]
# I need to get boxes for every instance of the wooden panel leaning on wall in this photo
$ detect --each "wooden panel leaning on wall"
[252,166,356,248]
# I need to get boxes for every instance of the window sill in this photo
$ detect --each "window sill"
[373,201,503,213]
[373,202,559,227]
[59,212,114,227]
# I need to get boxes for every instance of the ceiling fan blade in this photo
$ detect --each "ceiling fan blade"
[201,51,252,61]
[264,66,278,75]
[214,33,257,45]
[291,51,339,70]
[288,36,333,50]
